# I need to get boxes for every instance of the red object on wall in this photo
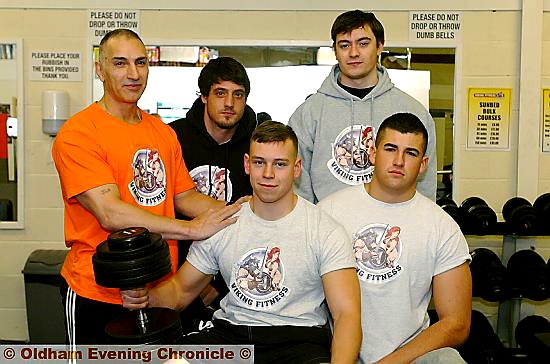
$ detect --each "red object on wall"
[0,113,8,159]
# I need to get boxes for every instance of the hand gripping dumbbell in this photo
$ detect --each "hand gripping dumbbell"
[92,227,183,344]
[502,197,539,235]
[470,248,510,302]
[460,197,497,235]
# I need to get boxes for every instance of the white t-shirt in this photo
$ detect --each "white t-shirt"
[319,184,470,363]
[187,196,355,327]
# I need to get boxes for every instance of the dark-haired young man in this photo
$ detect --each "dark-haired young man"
[169,57,257,316]
[52,29,242,344]
[289,10,437,204]
[319,113,471,364]
[123,121,361,363]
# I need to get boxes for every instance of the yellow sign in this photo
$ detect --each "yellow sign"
[467,88,511,149]
[543,89,550,152]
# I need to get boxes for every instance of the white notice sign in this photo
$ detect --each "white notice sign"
[88,9,141,45]
[409,11,462,43]
[30,51,82,81]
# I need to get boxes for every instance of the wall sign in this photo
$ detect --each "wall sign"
[30,51,82,81]
[467,88,511,150]
[88,9,141,45]
[543,89,550,152]
[409,11,462,43]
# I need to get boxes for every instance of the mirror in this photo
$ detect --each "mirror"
[0,39,24,228]
[92,44,455,197]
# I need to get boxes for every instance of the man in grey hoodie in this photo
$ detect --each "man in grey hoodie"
[289,10,437,203]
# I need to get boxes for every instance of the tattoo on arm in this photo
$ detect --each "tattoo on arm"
[99,186,112,195]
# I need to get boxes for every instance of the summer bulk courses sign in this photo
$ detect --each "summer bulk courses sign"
[467,88,511,150]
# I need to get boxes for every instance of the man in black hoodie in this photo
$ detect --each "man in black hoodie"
[169,57,256,326]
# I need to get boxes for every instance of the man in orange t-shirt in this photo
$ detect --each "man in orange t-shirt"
[52,29,243,345]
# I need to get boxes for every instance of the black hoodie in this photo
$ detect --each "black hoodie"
[169,97,256,205]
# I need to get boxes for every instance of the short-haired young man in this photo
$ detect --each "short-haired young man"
[289,10,437,204]
[123,121,361,363]
[319,113,471,363]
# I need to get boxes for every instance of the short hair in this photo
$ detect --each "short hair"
[251,121,298,156]
[198,57,250,97]
[376,113,428,155]
[99,29,144,61]
[331,10,385,47]
[256,112,272,125]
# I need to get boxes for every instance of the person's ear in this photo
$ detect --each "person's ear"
[376,42,385,57]
[95,62,104,82]
[294,157,302,179]
[244,153,250,175]
[419,156,429,175]
[369,146,377,165]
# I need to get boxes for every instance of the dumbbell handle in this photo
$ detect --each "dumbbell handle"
[137,309,148,334]
[125,285,149,334]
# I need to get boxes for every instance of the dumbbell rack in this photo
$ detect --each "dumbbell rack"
[491,234,546,347]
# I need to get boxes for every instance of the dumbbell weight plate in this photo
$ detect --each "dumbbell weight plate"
[93,239,168,271]
[95,232,164,261]
[105,307,183,345]
[460,197,497,235]
[534,193,550,234]
[107,227,151,251]
[437,197,463,228]
[502,197,539,235]
[507,249,550,301]
[470,248,509,302]
[94,254,172,289]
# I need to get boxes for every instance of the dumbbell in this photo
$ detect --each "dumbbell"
[515,315,550,364]
[470,248,510,302]
[460,197,497,235]
[502,197,539,235]
[507,249,550,301]
[436,197,464,230]
[92,227,182,344]
[457,310,506,364]
[534,193,550,235]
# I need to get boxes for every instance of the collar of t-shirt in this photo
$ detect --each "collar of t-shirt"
[337,80,375,99]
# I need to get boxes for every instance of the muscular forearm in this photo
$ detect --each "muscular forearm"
[93,198,206,240]
[174,189,225,217]
[376,317,469,364]
[148,278,200,311]
[331,316,362,364]
[77,184,240,241]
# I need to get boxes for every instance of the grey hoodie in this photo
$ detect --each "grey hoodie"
[288,64,437,203]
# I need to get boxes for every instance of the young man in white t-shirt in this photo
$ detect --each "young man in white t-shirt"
[319,113,471,364]
[122,121,361,363]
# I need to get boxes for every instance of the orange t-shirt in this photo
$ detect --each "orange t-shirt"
[52,102,195,304]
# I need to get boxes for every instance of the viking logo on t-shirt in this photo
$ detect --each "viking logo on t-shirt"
[353,223,403,283]
[189,165,233,202]
[327,124,375,185]
[128,149,167,206]
[230,246,290,310]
